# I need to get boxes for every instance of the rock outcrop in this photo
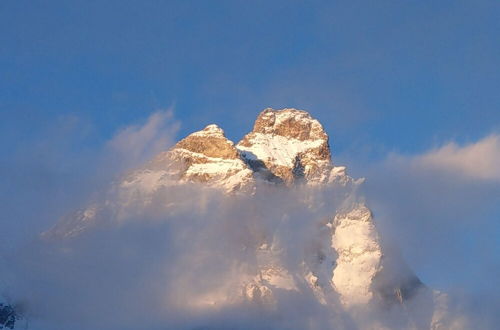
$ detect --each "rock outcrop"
[125,124,254,194]
[237,108,348,185]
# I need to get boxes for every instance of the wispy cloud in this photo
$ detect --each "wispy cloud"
[107,109,180,170]
[404,134,500,181]
[0,109,180,250]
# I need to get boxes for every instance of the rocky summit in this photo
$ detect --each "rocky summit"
[145,123,254,192]
[129,107,350,191]
[238,108,345,185]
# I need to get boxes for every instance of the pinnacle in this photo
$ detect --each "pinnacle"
[260,107,309,115]
[189,124,226,137]
[203,124,224,133]
[250,107,328,142]
[173,123,238,159]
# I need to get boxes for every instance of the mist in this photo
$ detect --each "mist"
[4,183,347,329]
[1,113,498,329]
[347,135,500,328]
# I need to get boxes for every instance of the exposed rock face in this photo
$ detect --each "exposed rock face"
[237,108,346,184]
[115,109,351,203]
[252,108,328,140]
[175,124,240,159]
[138,124,254,192]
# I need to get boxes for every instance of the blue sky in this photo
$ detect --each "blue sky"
[2,0,499,156]
[1,0,499,301]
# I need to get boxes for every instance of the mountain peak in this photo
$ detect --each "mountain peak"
[237,108,336,184]
[191,124,226,138]
[252,108,328,142]
[175,124,237,160]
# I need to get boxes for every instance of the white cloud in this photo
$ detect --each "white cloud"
[409,134,500,181]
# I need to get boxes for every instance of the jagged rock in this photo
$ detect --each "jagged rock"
[127,124,254,193]
[237,108,347,184]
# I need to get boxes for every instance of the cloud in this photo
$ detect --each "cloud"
[354,134,500,313]
[390,134,500,181]
[2,183,351,330]
[0,109,181,252]
[107,109,180,170]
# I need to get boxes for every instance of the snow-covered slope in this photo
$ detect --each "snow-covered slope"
[331,204,383,306]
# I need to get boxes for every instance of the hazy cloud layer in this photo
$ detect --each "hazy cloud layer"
[0,109,179,250]
[4,181,478,330]
[1,113,498,329]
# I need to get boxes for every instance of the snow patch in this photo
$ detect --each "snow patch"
[237,133,324,167]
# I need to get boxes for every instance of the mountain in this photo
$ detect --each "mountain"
[9,108,455,329]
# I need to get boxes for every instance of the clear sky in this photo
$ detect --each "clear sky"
[1,0,499,155]
[1,0,499,303]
